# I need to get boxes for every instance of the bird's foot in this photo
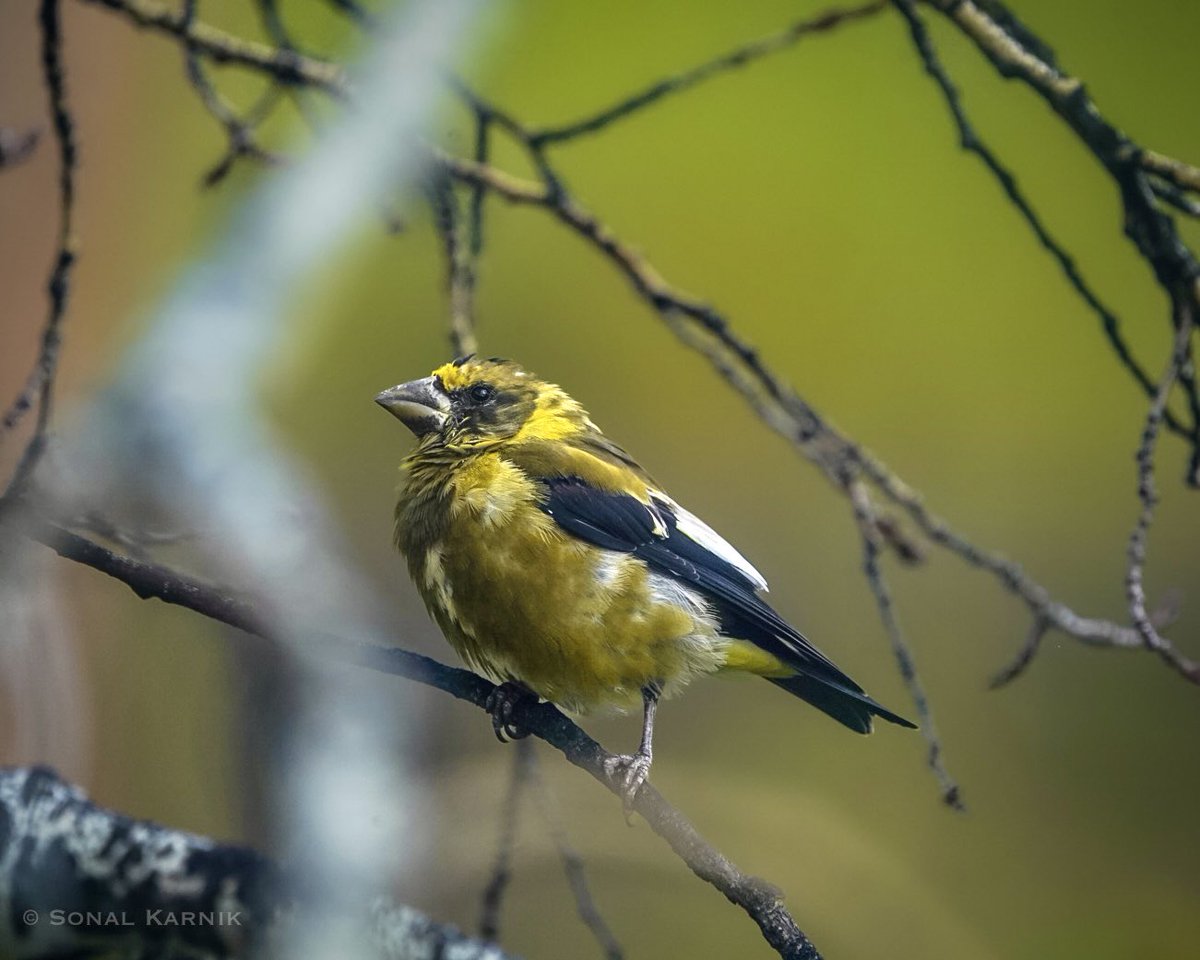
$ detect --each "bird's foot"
[485,681,535,743]
[603,751,652,815]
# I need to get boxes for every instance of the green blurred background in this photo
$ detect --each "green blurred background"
[2,1,1198,957]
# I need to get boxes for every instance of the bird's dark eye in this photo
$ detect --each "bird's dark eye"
[467,383,495,404]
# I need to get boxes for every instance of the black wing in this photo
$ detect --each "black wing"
[538,476,915,732]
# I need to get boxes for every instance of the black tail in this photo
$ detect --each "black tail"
[769,673,917,734]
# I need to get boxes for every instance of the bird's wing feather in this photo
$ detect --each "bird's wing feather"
[531,471,854,685]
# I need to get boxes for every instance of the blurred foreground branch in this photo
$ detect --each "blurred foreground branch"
[0,766,515,960]
[13,516,823,960]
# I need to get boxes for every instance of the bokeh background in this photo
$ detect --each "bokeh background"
[2,1,1199,957]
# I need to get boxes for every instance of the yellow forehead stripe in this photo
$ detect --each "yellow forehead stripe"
[432,360,478,391]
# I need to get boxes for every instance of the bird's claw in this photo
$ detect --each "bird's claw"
[603,751,652,815]
[485,681,534,743]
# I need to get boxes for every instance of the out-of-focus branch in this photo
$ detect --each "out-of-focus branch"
[1140,150,1200,196]
[2,1,77,491]
[478,741,624,959]
[477,740,528,944]
[989,616,1048,689]
[0,766,517,960]
[849,482,961,809]
[84,0,346,93]
[17,517,824,960]
[180,0,283,187]
[524,745,624,960]
[426,170,480,357]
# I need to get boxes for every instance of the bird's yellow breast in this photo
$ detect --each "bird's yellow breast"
[396,451,726,711]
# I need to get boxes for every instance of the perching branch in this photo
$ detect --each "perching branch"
[16,516,824,960]
[0,765,518,960]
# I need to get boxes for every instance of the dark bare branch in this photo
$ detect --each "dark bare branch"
[2,1,77,492]
[923,0,1200,485]
[892,0,1195,453]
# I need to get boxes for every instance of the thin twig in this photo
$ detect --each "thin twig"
[84,0,347,94]
[3,0,78,494]
[849,483,963,809]
[989,616,1049,689]
[425,170,479,357]
[525,745,624,960]
[323,0,376,29]
[1125,286,1200,681]
[181,0,283,187]
[478,739,531,944]
[1139,149,1200,196]
[1150,178,1200,219]
[18,517,824,960]
[527,2,888,147]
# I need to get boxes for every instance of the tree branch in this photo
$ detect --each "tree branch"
[0,765,517,960]
[2,1,78,495]
[891,0,1195,451]
[923,0,1200,485]
[1126,284,1200,680]
[16,516,824,960]
[849,482,962,809]
[525,2,888,148]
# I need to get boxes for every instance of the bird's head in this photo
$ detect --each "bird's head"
[375,356,591,449]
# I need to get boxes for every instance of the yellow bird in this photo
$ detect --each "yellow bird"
[377,357,914,802]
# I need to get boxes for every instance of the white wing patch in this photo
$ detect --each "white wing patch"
[651,493,769,592]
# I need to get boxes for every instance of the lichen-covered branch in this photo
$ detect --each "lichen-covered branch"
[0,766,517,960]
[1126,285,1200,681]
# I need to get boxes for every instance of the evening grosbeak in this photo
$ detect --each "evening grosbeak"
[377,357,914,804]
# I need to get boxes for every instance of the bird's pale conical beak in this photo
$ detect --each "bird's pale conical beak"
[374,376,451,436]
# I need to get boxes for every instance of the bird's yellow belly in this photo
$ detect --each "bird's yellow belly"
[424,500,725,712]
